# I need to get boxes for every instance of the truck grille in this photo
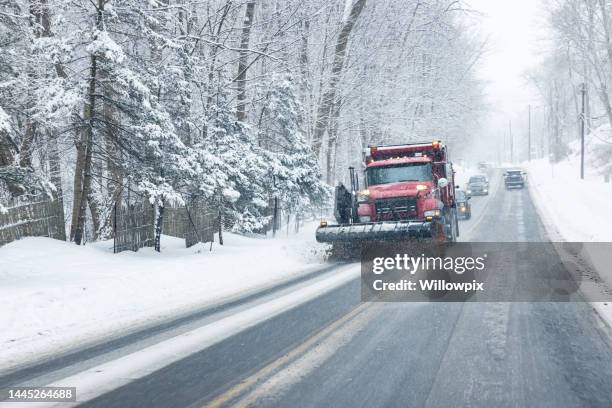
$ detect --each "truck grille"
[375,197,417,221]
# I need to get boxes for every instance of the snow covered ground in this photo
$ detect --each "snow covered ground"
[525,125,612,325]
[525,129,612,242]
[0,223,329,372]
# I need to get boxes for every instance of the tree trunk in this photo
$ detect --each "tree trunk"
[104,99,122,204]
[326,102,341,185]
[71,1,103,244]
[154,201,164,252]
[19,121,36,168]
[311,0,366,158]
[218,195,224,245]
[203,2,231,139]
[20,0,46,170]
[0,129,22,197]
[88,190,101,239]
[71,66,96,244]
[47,132,66,240]
[0,129,15,168]
[359,108,368,149]
[298,17,310,140]
[235,1,256,122]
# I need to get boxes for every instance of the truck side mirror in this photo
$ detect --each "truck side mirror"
[438,178,449,188]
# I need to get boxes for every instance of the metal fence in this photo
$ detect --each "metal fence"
[0,198,65,247]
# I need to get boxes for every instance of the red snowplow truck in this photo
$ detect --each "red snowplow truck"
[316,140,459,245]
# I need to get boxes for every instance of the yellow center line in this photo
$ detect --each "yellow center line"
[203,301,374,408]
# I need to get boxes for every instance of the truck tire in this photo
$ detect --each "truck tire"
[445,209,458,242]
[454,208,460,238]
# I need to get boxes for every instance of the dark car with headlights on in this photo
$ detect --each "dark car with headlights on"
[466,175,489,196]
[456,190,471,219]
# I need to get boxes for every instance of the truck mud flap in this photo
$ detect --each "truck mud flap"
[316,221,435,243]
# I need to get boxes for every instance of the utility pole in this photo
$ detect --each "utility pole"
[497,134,502,166]
[509,120,513,163]
[528,105,531,162]
[580,83,586,180]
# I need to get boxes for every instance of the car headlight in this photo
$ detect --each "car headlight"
[359,216,371,223]
[356,189,370,203]
[424,209,442,220]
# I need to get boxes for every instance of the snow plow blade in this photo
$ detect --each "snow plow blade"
[316,221,435,243]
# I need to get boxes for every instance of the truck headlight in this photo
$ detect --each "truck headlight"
[359,216,371,223]
[356,189,370,203]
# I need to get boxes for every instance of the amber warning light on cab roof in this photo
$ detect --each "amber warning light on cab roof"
[366,140,444,164]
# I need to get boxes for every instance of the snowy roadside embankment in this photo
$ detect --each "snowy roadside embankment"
[525,125,612,242]
[525,125,612,325]
[0,224,328,371]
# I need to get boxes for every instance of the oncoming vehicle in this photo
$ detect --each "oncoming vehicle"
[504,169,526,189]
[456,190,471,219]
[477,161,489,172]
[467,175,489,196]
[316,140,459,247]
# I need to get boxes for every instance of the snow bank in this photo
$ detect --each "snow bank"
[0,224,327,371]
[525,126,612,326]
[525,125,612,242]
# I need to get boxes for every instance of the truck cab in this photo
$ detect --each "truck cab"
[317,140,459,244]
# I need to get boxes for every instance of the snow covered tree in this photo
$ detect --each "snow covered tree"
[531,0,612,162]
[259,71,330,218]
[0,0,486,247]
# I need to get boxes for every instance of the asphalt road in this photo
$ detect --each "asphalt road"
[77,171,612,408]
[4,170,612,408]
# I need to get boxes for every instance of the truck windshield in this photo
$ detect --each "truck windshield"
[367,163,432,185]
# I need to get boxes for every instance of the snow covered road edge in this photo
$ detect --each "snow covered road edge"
[525,157,612,329]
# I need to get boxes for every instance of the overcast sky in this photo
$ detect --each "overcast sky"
[469,0,548,113]
[465,0,550,160]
